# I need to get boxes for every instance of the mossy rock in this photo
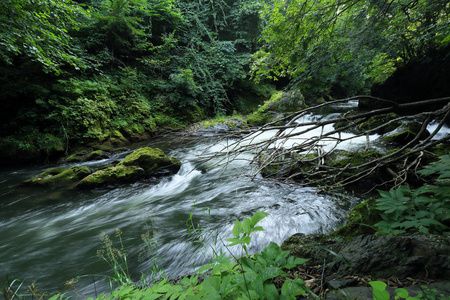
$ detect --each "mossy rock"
[200,117,249,133]
[63,149,109,163]
[267,90,305,113]
[259,151,317,179]
[23,166,92,186]
[358,113,402,134]
[327,149,383,169]
[259,148,386,188]
[85,150,109,161]
[109,130,130,146]
[118,147,181,175]
[246,111,282,126]
[330,198,380,237]
[246,90,305,126]
[76,165,145,189]
[65,150,90,163]
[381,121,430,145]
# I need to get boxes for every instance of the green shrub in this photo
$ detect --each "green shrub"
[374,155,450,235]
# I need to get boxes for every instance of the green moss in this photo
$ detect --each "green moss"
[246,91,283,126]
[330,198,381,237]
[381,121,428,145]
[154,114,185,129]
[119,147,181,175]
[202,116,248,131]
[328,149,382,169]
[77,165,145,188]
[259,152,317,179]
[358,113,400,134]
[110,130,129,146]
[85,150,108,161]
[246,90,307,126]
[23,166,92,186]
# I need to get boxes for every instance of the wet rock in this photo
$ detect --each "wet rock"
[259,151,310,179]
[246,90,306,126]
[76,165,145,189]
[267,89,305,113]
[381,121,431,145]
[63,149,110,163]
[122,124,153,142]
[76,147,181,189]
[282,233,450,280]
[23,166,92,186]
[118,147,181,175]
[85,150,109,161]
[196,118,249,134]
[358,113,402,134]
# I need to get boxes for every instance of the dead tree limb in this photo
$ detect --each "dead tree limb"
[201,96,450,192]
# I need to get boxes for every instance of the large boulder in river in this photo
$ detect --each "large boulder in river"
[246,90,306,126]
[117,147,181,175]
[77,147,181,189]
[23,166,92,186]
[76,165,145,189]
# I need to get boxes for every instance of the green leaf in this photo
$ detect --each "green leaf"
[243,217,252,235]
[280,279,306,299]
[241,236,251,245]
[252,226,265,232]
[261,266,284,281]
[370,281,390,300]
[225,237,245,246]
[232,220,243,238]
[395,288,409,298]
[250,211,268,227]
[264,283,280,300]
[250,275,265,299]
[261,242,281,262]
[285,256,309,268]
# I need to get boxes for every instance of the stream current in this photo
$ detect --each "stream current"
[1,101,446,297]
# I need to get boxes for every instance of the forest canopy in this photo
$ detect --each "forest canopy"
[251,0,450,98]
[0,0,449,165]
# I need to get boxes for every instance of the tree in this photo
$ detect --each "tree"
[0,0,88,74]
[251,0,450,99]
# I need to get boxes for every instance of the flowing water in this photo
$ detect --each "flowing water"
[0,102,447,297]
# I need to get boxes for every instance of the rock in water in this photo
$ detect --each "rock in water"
[118,147,181,175]
[76,165,145,189]
[77,147,181,189]
[22,166,92,186]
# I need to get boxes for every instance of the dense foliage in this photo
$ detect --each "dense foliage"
[252,0,450,99]
[0,0,269,165]
[375,154,450,235]
[1,0,449,166]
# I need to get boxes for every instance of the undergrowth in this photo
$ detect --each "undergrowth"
[374,154,450,235]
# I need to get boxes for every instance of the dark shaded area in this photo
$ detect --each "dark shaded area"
[372,45,450,110]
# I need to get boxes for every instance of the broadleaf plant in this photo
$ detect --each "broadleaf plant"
[374,155,450,235]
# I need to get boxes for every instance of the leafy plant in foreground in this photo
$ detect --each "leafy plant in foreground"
[370,280,450,300]
[226,211,268,256]
[374,155,450,235]
[88,211,312,299]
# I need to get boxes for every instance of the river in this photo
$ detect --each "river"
[1,101,446,298]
